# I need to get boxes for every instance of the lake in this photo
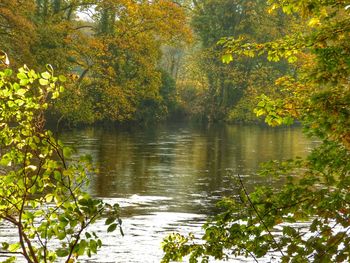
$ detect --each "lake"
[0,123,316,262]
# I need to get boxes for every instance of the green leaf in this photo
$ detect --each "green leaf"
[63,147,73,158]
[41,71,51,80]
[39,78,49,86]
[2,256,16,263]
[2,242,9,250]
[257,101,265,107]
[58,75,66,82]
[57,231,66,240]
[89,239,98,254]
[56,248,69,257]
[107,223,118,233]
[45,194,53,203]
[105,216,116,225]
[8,243,20,252]
[4,69,12,77]
[17,72,27,80]
[52,91,60,99]
[97,239,102,247]
[54,171,61,180]
[77,239,87,255]
[15,99,25,107]
[19,78,29,86]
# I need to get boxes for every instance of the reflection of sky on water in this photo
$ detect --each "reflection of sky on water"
[60,123,316,262]
[62,123,315,207]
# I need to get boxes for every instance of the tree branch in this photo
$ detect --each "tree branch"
[237,174,285,257]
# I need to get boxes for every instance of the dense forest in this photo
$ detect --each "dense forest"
[1,0,350,262]
[1,0,295,125]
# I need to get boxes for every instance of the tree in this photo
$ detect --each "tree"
[0,1,36,67]
[0,63,121,263]
[49,0,192,124]
[162,0,350,262]
[0,0,191,125]
[178,0,291,122]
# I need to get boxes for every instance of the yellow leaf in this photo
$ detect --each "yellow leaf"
[268,4,278,14]
[222,54,233,64]
[308,17,320,27]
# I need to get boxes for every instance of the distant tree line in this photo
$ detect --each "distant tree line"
[1,0,298,125]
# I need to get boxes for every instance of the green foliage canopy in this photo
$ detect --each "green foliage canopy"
[179,0,291,122]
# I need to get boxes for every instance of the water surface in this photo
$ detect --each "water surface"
[0,123,315,262]
[60,123,315,262]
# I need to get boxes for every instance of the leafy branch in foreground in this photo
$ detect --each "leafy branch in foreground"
[162,0,350,262]
[0,64,121,263]
[163,143,350,262]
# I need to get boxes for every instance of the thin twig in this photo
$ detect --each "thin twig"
[247,250,259,263]
[237,174,285,257]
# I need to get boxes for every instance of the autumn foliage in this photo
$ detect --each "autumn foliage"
[0,0,192,124]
